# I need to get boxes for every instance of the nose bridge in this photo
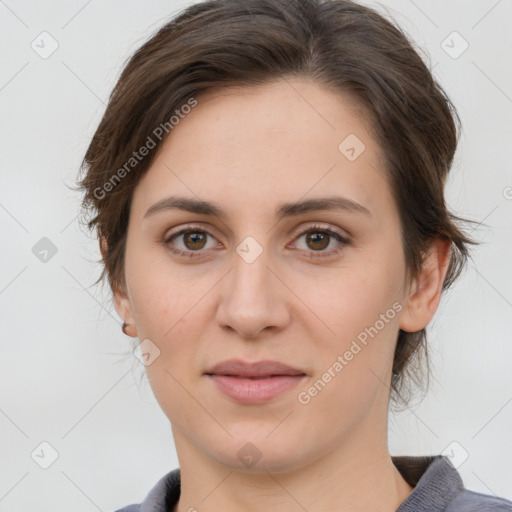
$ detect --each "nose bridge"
[216,234,289,337]
[233,238,271,298]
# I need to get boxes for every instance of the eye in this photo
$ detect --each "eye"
[164,224,219,258]
[290,224,350,257]
[163,223,350,259]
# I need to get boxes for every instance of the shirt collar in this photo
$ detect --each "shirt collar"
[394,455,464,511]
[139,455,463,512]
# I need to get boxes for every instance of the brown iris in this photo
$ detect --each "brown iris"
[306,231,330,251]
[183,231,207,250]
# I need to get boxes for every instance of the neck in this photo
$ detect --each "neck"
[172,415,413,512]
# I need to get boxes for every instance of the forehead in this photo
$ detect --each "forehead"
[131,78,393,224]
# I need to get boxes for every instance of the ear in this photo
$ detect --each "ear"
[100,237,138,337]
[399,238,452,333]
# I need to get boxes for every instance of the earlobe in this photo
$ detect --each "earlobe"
[399,238,452,333]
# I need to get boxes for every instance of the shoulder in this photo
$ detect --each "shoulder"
[111,468,181,512]
[446,489,512,511]
[112,505,140,512]
[394,455,512,511]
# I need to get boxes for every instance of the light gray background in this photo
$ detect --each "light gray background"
[1,0,511,510]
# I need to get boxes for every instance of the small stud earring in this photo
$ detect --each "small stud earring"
[122,321,130,335]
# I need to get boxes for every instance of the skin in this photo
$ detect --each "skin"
[111,78,451,512]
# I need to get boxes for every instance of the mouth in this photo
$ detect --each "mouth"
[205,358,306,378]
[204,359,307,404]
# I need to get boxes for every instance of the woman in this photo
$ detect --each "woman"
[77,0,512,510]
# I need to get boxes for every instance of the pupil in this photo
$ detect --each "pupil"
[308,232,328,250]
[186,232,205,249]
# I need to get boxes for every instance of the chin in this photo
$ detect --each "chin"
[207,431,312,474]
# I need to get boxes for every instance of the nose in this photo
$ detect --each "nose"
[215,244,291,340]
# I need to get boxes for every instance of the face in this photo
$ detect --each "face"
[114,78,435,472]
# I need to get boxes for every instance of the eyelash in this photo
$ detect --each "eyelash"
[163,223,351,260]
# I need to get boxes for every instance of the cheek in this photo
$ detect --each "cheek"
[304,256,401,343]
[124,247,215,378]
[298,254,403,398]
[296,292,399,438]
[129,277,206,368]
[126,264,209,430]
[125,240,198,335]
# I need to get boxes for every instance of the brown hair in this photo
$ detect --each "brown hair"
[76,0,480,408]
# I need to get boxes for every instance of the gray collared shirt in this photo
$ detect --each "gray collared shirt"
[114,455,512,511]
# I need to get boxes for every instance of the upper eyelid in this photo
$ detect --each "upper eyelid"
[165,222,350,247]
[289,222,348,239]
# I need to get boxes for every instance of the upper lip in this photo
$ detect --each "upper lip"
[205,359,306,377]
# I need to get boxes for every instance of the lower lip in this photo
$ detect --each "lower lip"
[207,374,306,404]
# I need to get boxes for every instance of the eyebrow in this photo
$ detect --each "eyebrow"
[143,195,371,221]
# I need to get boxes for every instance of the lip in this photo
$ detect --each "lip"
[205,359,307,405]
[206,359,306,377]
